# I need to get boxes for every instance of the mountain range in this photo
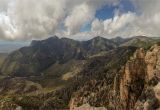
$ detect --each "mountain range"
[1,36,159,76]
[0,36,160,110]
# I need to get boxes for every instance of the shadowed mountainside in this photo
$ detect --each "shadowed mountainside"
[0,36,117,76]
[1,36,160,76]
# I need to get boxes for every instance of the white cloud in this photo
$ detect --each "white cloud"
[130,0,160,37]
[91,12,139,38]
[0,0,119,40]
[8,0,67,40]
[104,12,136,33]
[64,0,119,35]
[65,2,95,35]
[0,0,11,12]
[91,18,104,33]
[0,0,67,40]
[91,0,160,38]
[0,0,160,40]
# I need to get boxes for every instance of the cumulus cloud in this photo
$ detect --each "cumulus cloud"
[91,0,160,38]
[0,0,119,40]
[0,0,10,11]
[5,0,67,40]
[91,18,104,33]
[0,0,160,40]
[65,2,95,35]
[91,12,139,38]
[65,0,119,35]
[131,0,160,37]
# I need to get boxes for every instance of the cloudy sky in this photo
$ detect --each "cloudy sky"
[0,0,160,41]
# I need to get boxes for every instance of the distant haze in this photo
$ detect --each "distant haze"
[0,41,29,53]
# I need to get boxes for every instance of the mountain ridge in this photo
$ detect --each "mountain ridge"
[0,36,117,76]
[1,35,160,76]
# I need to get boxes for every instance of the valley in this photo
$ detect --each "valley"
[0,36,159,110]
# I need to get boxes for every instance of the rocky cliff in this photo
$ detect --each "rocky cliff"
[70,44,160,110]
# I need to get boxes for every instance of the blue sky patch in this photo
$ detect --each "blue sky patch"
[80,0,135,32]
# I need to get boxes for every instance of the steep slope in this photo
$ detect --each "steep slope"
[0,36,117,76]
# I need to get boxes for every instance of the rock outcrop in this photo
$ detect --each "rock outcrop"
[134,44,160,110]
[70,44,160,110]
[120,48,146,109]
[118,44,160,110]
[145,44,160,80]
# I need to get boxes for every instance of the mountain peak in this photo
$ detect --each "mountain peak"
[92,36,106,40]
[111,36,126,45]
[51,35,59,39]
[31,36,59,46]
[89,36,111,43]
[44,35,59,41]
[114,36,123,40]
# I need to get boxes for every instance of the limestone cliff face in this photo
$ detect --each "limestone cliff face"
[145,44,160,80]
[134,45,160,110]
[70,45,160,110]
[120,44,160,110]
[120,48,146,110]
